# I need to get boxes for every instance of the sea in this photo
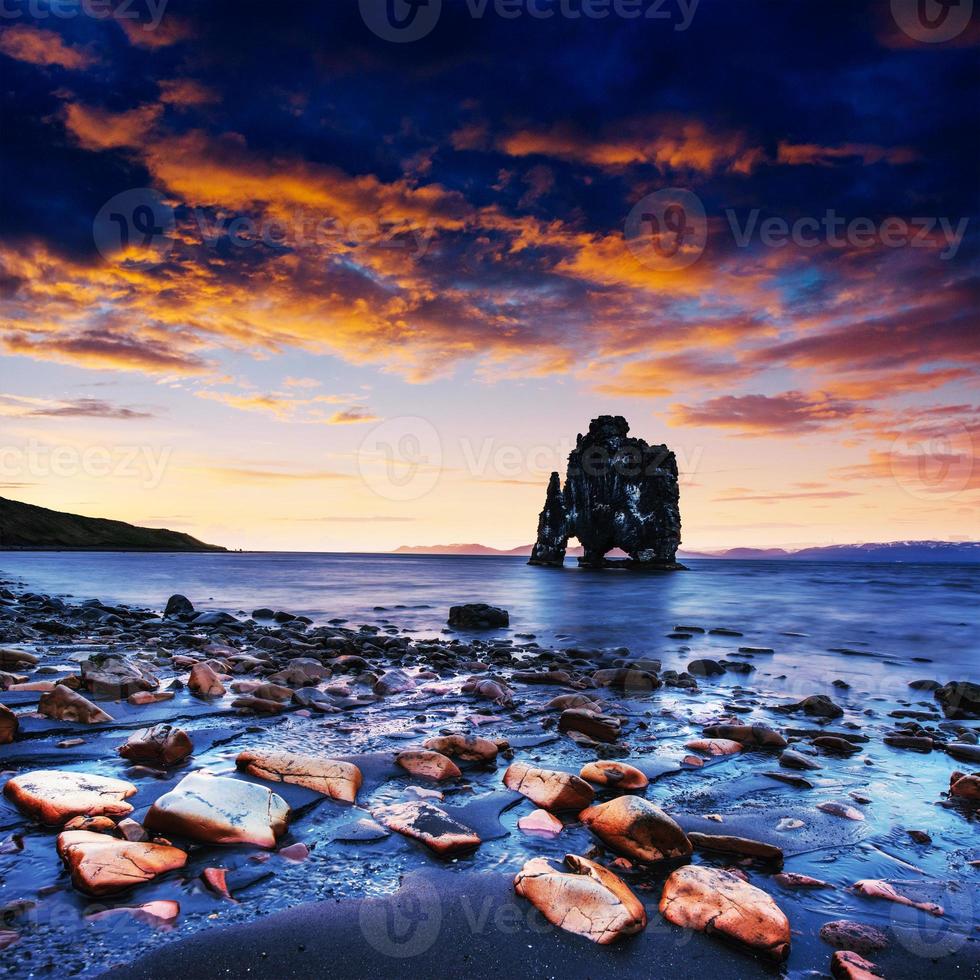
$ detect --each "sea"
[0,551,976,698]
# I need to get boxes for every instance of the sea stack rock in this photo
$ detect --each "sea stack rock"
[529,415,683,569]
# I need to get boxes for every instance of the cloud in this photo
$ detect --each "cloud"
[158,78,219,108]
[713,489,862,502]
[0,25,97,70]
[0,394,152,419]
[672,391,866,435]
[499,116,766,175]
[63,102,163,151]
[116,15,194,50]
[328,408,380,424]
[776,143,917,167]
[2,328,210,375]
[205,466,355,483]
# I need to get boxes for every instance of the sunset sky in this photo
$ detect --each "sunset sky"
[0,0,977,552]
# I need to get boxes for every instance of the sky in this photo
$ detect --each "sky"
[0,0,977,552]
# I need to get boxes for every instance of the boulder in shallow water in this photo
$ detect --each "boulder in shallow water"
[830,950,884,980]
[0,704,17,744]
[685,738,742,757]
[374,801,480,856]
[423,734,500,763]
[236,750,362,803]
[144,771,290,847]
[558,708,621,743]
[687,659,725,677]
[4,770,136,825]
[948,770,980,801]
[188,662,226,698]
[462,676,514,704]
[267,658,329,687]
[702,724,786,749]
[81,654,158,698]
[579,760,648,789]
[687,832,783,864]
[659,865,791,962]
[503,762,594,811]
[373,669,416,696]
[514,854,646,944]
[777,694,843,719]
[164,594,194,617]
[448,604,509,629]
[118,725,193,767]
[935,681,980,719]
[579,795,691,863]
[57,830,187,897]
[395,749,462,782]
[819,920,890,955]
[38,684,113,724]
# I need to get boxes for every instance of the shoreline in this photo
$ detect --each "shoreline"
[0,576,977,979]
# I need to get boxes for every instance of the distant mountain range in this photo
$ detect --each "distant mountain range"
[0,497,225,552]
[394,541,980,563]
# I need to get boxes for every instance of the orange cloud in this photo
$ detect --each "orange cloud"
[117,15,194,49]
[777,142,918,166]
[500,117,767,175]
[0,25,96,69]
[63,102,163,151]
[158,78,219,108]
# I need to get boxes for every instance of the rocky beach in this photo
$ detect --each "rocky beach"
[0,564,977,980]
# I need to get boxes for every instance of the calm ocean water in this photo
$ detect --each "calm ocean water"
[0,552,976,696]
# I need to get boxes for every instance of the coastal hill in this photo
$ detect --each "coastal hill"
[395,541,980,563]
[0,496,225,552]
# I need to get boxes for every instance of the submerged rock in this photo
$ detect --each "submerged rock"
[4,770,136,825]
[57,830,187,897]
[687,832,783,864]
[373,669,416,695]
[819,920,890,956]
[528,416,683,569]
[514,854,646,944]
[777,694,843,719]
[38,684,113,724]
[660,865,791,962]
[579,796,691,863]
[144,771,290,847]
[517,809,563,835]
[503,762,594,811]
[118,725,193,767]
[852,879,943,916]
[374,801,480,856]
[236,750,362,803]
